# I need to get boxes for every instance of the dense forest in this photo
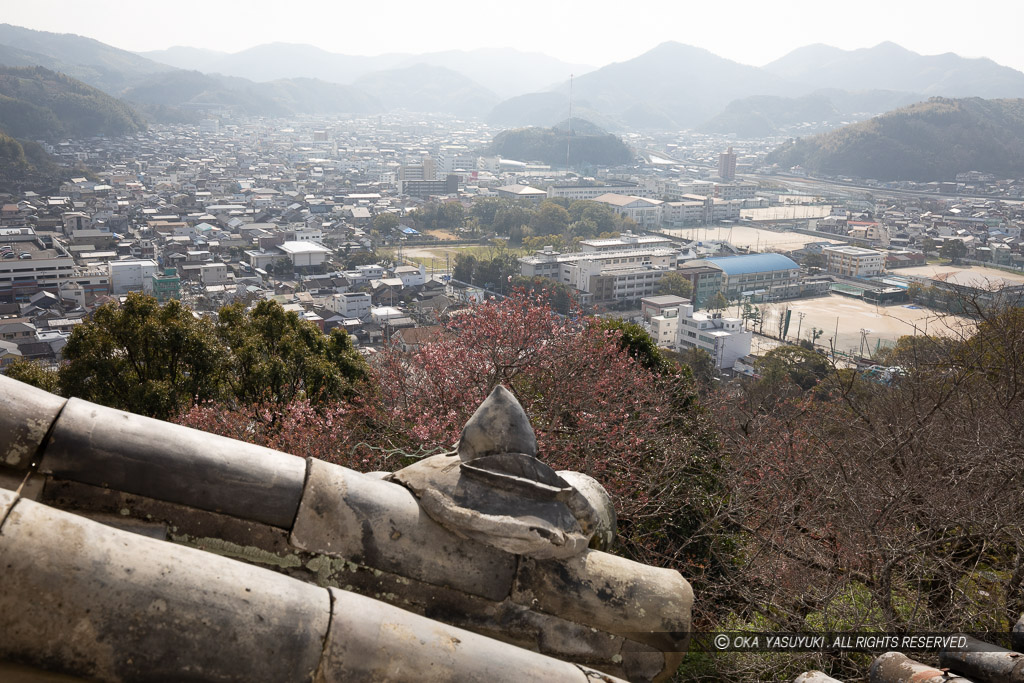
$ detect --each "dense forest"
[767,97,1024,181]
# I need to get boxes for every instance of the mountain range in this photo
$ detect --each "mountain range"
[139,44,589,101]
[2,23,1024,136]
[764,42,1024,99]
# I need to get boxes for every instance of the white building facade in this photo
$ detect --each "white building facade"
[651,303,752,370]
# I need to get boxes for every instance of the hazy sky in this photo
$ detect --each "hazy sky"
[6,0,1024,73]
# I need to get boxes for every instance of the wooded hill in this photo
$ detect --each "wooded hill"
[484,124,634,168]
[0,65,144,139]
[766,97,1024,181]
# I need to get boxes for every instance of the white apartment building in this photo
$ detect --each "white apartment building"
[823,246,885,277]
[650,303,751,370]
[327,292,372,319]
[109,259,158,294]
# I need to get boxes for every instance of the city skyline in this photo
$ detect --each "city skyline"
[5,0,1024,75]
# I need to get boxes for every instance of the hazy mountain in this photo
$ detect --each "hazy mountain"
[487,91,622,131]
[256,78,380,115]
[699,95,843,137]
[765,42,1024,99]
[490,42,803,130]
[122,70,381,120]
[401,48,591,99]
[766,97,1024,181]
[698,90,925,137]
[172,43,400,85]
[137,46,228,72]
[0,23,172,94]
[0,65,145,139]
[353,64,498,117]
[140,43,590,99]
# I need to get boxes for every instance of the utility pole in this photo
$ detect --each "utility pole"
[566,74,573,171]
[796,311,806,341]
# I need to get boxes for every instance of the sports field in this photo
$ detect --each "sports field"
[663,225,831,252]
[751,295,973,358]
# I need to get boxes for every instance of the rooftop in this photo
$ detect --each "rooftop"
[278,241,332,255]
[701,253,799,275]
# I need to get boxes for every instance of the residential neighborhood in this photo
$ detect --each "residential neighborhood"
[3,113,1024,375]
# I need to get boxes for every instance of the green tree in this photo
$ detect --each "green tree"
[453,253,478,283]
[530,200,570,236]
[58,293,229,420]
[674,347,716,387]
[707,291,729,313]
[3,358,60,394]
[597,318,671,374]
[657,272,694,299]
[755,344,831,390]
[939,239,967,264]
[372,212,399,235]
[803,252,826,269]
[216,300,368,406]
[569,201,619,234]
[268,256,293,276]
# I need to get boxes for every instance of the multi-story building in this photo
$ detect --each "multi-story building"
[398,156,436,182]
[823,246,885,277]
[152,269,181,303]
[109,259,158,295]
[650,303,751,369]
[547,181,653,201]
[714,182,757,201]
[519,247,681,302]
[578,233,674,253]
[660,195,743,227]
[327,292,372,319]
[718,147,737,181]
[690,253,801,300]
[673,263,725,309]
[591,194,663,229]
[399,175,459,198]
[0,228,76,303]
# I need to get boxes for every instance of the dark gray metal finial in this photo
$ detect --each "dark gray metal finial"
[457,386,538,462]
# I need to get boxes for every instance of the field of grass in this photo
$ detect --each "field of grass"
[380,243,530,273]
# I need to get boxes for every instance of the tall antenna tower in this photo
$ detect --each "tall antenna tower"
[566,74,573,170]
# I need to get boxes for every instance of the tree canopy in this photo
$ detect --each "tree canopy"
[9,293,368,420]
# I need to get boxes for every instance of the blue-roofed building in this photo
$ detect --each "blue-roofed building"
[689,253,800,300]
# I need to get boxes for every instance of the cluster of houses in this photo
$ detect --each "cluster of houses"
[6,114,1024,374]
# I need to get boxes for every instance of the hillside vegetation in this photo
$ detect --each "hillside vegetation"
[767,97,1024,181]
[485,124,634,167]
[0,131,67,192]
[0,65,144,139]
